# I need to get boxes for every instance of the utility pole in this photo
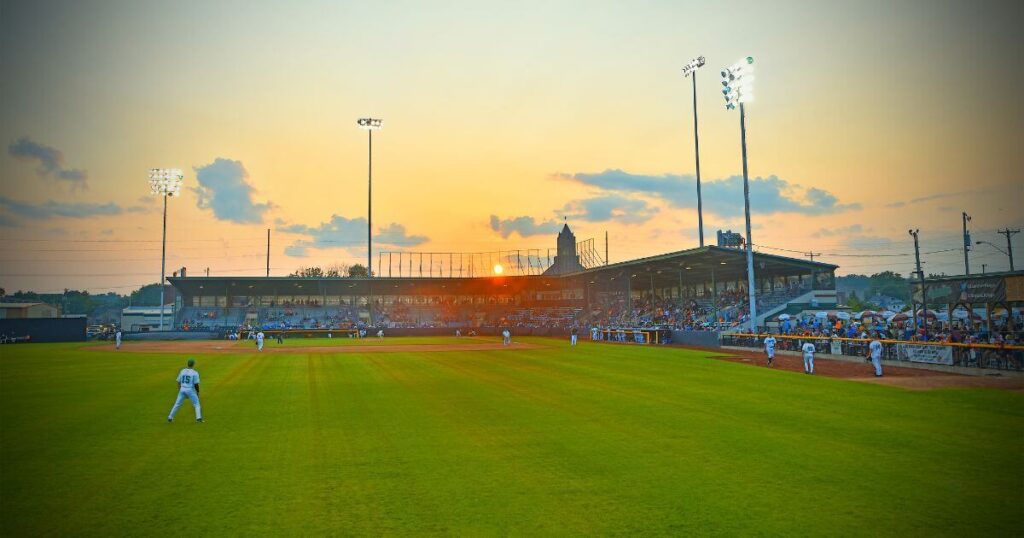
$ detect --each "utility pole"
[998,228,1019,271]
[805,251,822,262]
[982,264,987,274]
[266,228,270,277]
[605,231,609,265]
[962,212,971,275]
[909,229,928,337]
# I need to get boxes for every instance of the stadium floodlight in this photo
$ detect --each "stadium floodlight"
[681,55,707,247]
[358,117,382,325]
[721,56,758,332]
[148,168,183,197]
[357,118,383,130]
[680,56,705,78]
[148,168,184,332]
[720,56,754,110]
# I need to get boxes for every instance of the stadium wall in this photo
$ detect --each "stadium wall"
[124,331,219,341]
[0,317,87,343]
[670,330,721,348]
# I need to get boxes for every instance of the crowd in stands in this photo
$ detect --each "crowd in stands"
[770,312,1021,346]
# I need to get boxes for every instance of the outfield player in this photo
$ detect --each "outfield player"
[115,329,122,350]
[502,329,511,346]
[256,330,265,352]
[167,358,203,423]
[867,334,884,377]
[801,341,816,374]
[570,327,578,346]
[763,334,777,366]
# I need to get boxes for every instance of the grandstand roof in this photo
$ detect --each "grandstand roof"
[169,246,835,296]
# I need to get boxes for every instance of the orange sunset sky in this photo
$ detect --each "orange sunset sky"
[1,0,1022,293]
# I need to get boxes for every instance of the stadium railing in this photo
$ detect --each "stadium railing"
[719,333,1024,371]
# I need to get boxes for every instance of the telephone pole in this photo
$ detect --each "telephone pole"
[909,229,928,337]
[805,251,822,262]
[962,212,971,275]
[266,228,270,277]
[998,228,1019,271]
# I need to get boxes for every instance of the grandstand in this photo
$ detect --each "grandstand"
[168,224,837,334]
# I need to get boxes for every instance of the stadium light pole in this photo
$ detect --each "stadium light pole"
[721,56,757,332]
[148,169,183,331]
[681,56,706,247]
[358,118,382,327]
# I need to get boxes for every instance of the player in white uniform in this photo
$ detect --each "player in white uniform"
[502,329,511,346]
[115,329,122,350]
[168,358,203,423]
[867,335,884,377]
[570,327,578,346]
[801,341,816,374]
[763,335,777,367]
[256,330,265,351]
[377,329,384,338]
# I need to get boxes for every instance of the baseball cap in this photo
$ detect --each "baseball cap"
[187,358,195,367]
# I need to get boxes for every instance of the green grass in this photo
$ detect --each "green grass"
[2,338,1021,536]
[231,335,495,347]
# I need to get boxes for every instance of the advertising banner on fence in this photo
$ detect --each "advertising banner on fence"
[896,343,953,365]
[912,277,1006,305]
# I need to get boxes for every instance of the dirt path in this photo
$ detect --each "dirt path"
[87,340,544,355]
[705,348,1024,391]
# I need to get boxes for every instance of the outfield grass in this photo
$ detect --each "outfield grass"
[230,335,494,348]
[2,338,1021,536]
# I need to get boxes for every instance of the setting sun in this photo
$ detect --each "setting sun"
[493,264,504,275]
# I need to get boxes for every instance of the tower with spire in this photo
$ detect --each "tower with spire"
[543,222,586,275]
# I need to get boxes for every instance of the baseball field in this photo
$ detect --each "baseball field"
[1,337,1021,536]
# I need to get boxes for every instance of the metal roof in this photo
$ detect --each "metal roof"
[169,246,836,296]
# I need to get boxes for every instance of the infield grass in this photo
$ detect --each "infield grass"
[2,338,1021,536]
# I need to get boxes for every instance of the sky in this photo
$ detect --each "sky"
[1,0,1022,294]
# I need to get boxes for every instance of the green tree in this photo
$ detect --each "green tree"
[130,284,165,306]
[347,264,369,278]
[866,271,910,301]
[289,266,324,278]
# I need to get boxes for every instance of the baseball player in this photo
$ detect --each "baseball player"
[502,329,511,346]
[867,334,884,377]
[167,358,203,423]
[256,330,265,352]
[763,334,777,366]
[801,341,817,374]
[115,329,122,350]
[570,327,578,346]
[377,329,384,338]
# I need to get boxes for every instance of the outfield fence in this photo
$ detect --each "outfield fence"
[720,333,1024,371]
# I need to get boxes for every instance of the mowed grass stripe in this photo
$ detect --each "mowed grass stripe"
[2,340,1022,536]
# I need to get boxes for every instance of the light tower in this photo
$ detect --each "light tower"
[681,55,706,247]
[358,117,382,327]
[721,56,757,331]
[148,168,183,331]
